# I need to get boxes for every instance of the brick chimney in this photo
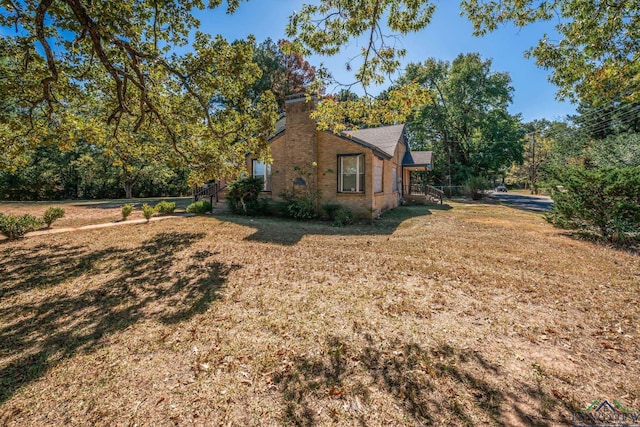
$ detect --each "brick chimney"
[282,94,318,193]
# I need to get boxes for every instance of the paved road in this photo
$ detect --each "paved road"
[488,192,554,212]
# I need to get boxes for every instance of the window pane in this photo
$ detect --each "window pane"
[342,156,357,174]
[343,174,357,191]
[253,160,265,176]
[340,155,364,192]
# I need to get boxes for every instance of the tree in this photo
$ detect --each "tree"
[1,1,278,182]
[252,39,318,111]
[287,1,640,110]
[394,54,524,183]
[508,120,556,193]
[287,0,436,88]
[460,0,640,104]
[571,102,640,140]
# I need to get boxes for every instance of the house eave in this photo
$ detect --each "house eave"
[328,131,394,160]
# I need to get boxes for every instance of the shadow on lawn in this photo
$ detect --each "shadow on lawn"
[220,204,452,246]
[0,232,239,404]
[273,336,575,426]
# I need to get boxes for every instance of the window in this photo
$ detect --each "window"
[392,167,397,192]
[252,160,271,191]
[374,157,383,193]
[338,154,365,193]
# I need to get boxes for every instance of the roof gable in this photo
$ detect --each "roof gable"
[341,124,405,158]
[403,150,433,167]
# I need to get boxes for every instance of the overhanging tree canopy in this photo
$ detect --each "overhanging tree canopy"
[0,0,277,182]
[460,0,640,104]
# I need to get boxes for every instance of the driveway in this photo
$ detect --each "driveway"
[488,192,554,212]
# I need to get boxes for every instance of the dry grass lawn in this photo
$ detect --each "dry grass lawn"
[0,197,193,229]
[1,200,638,426]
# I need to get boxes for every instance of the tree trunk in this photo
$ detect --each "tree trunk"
[124,181,133,199]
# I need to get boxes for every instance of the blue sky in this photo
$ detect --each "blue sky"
[195,1,576,123]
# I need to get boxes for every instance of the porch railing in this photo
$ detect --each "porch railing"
[404,183,444,204]
[193,182,226,205]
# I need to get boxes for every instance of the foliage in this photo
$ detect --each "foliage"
[142,204,156,222]
[186,200,213,215]
[321,203,342,220]
[227,177,269,216]
[466,176,489,200]
[395,54,524,184]
[281,190,319,220]
[312,83,431,134]
[572,102,640,140]
[0,213,44,240]
[155,201,176,215]
[332,208,354,227]
[461,0,640,104]
[508,119,556,193]
[284,197,318,220]
[1,3,278,183]
[545,166,640,240]
[287,0,435,87]
[278,164,322,220]
[252,39,318,111]
[121,204,135,220]
[43,207,65,228]
[0,139,190,201]
[588,133,640,169]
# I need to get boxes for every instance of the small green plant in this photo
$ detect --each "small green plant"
[332,208,353,227]
[285,199,316,220]
[121,204,135,220]
[155,200,176,214]
[142,203,156,222]
[186,200,213,214]
[0,213,44,240]
[280,186,321,220]
[43,207,65,228]
[321,203,341,220]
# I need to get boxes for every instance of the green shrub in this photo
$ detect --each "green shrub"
[142,203,156,222]
[280,189,320,220]
[545,165,640,240]
[0,213,44,240]
[321,203,341,220]
[227,177,269,215]
[332,208,353,227]
[285,199,317,220]
[465,176,489,200]
[155,200,176,214]
[121,204,135,220]
[186,200,213,214]
[43,207,65,227]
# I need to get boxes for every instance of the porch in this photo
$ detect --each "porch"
[402,150,443,204]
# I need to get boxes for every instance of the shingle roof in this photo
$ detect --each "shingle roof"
[403,150,433,166]
[341,124,405,158]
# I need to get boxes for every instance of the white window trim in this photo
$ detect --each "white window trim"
[338,154,365,193]
[252,160,271,191]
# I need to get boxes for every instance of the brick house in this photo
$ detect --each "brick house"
[244,95,437,218]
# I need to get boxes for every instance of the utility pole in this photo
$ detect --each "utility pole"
[530,132,537,195]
